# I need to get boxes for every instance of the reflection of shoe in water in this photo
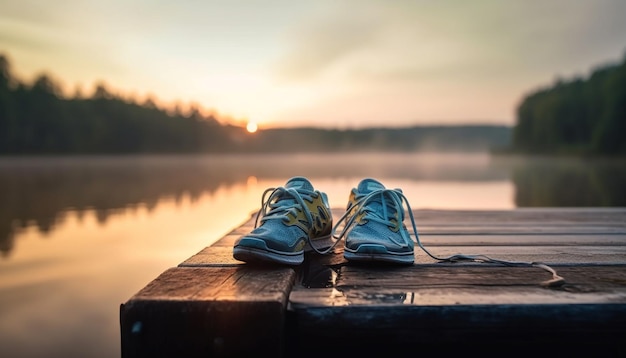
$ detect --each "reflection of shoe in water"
[333,178,415,265]
[233,176,333,265]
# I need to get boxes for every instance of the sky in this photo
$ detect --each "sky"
[1,0,625,129]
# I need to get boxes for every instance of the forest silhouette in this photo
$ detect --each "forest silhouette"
[0,54,238,154]
[512,50,626,156]
[1,51,625,155]
[1,52,510,154]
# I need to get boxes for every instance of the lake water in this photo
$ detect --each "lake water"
[0,152,624,358]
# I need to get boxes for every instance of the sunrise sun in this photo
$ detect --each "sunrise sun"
[246,121,258,133]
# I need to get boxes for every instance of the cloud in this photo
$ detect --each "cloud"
[267,0,626,126]
[3,0,625,127]
[272,2,489,81]
[273,2,387,81]
[273,0,626,86]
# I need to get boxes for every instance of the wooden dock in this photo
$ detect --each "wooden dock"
[120,208,626,357]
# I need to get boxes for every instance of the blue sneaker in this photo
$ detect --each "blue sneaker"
[233,176,334,265]
[333,178,415,264]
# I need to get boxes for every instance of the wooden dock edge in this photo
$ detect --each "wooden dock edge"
[120,208,626,357]
[120,266,295,357]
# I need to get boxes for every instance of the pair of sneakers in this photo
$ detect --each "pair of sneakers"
[232,176,416,266]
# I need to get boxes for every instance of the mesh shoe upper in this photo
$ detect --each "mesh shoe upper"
[335,178,415,264]
[233,176,333,265]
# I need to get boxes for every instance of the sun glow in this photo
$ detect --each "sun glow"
[246,121,258,133]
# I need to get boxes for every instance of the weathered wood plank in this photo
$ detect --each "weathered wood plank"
[181,244,626,267]
[287,303,626,356]
[217,209,626,247]
[416,226,626,234]
[195,207,626,268]
[120,266,295,358]
[411,234,626,246]
[409,245,626,264]
[290,265,626,306]
[334,265,626,292]
[123,208,626,357]
[179,247,241,267]
[408,207,626,226]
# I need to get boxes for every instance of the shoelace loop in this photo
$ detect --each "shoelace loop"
[332,188,411,248]
[254,186,338,255]
[255,186,315,229]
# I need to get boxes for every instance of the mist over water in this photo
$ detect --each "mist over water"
[0,153,624,357]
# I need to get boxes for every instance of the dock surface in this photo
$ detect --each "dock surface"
[120,208,626,357]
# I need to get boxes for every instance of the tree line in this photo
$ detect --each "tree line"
[512,50,626,156]
[0,54,244,154]
[0,52,508,154]
[242,125,510,153]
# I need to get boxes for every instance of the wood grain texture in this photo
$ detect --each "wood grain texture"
[121,208,626,357]
[121,267,295,358]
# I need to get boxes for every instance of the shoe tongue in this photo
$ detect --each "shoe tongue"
[357,178,385,194]
[356,178,390,217]
[269,177,313,211]
[285,176,314,191]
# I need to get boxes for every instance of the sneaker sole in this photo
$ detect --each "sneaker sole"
[233,238,303,265]
[233,234,334,265]
[234,246,304,265]
[344,244,414,264]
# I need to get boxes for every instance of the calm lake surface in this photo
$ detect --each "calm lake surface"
[1,152,624,358]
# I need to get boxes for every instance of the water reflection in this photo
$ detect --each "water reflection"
[506,156,626,207]
[0,153,501,257]
[0,155,243,257]
[1,153,624,257]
